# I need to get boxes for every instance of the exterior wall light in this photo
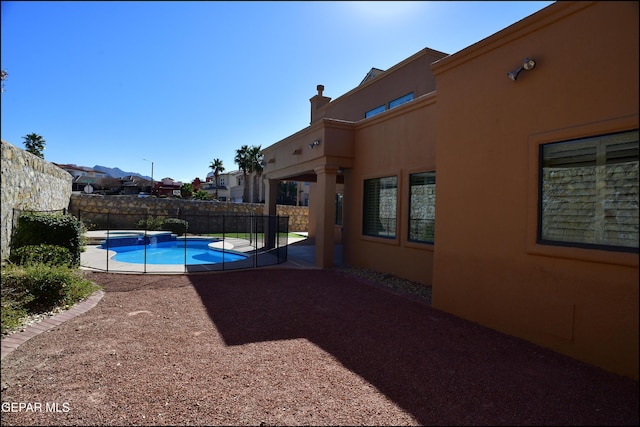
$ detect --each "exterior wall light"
[508,57,536,81]
[309,139,321,149]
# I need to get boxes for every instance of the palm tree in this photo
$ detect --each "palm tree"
[22,133,46,158]
[209,158,225,200]
[234,145,251,202]
[1,69,7,93]
[248,145,264,202]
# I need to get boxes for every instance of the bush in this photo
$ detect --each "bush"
[1,285,33,334]
[1,264,100,316]
[136,216,165,231]
[162,218,189,235]
[11,213,84,266]
[9,244,73,267]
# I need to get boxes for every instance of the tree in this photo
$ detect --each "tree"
[180,183,194,199]
[22,133,46,158]
[278,181,298,205]
[1,69,7,93]
[208,158,225,200]
[234,145,251,202]
[248,145,264,202]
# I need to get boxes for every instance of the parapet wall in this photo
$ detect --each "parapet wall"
[69,194,309,233]
[1,140,73,261]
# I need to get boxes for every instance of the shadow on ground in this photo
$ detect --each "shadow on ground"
[188,269,639,426]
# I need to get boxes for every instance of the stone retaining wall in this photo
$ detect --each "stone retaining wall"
[1,140,73,261]
[69,194,309,233]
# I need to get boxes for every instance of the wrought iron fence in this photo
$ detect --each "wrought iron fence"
[74,210,290,273]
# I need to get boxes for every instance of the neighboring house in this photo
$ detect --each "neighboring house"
[120,175,152,195]
[199,179,227,200]
[152,177,183,198]
[53,163,109,193]
[262,2,639,380]
[205,169,245,202]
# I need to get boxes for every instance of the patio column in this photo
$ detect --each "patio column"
[308,182,317,239]
[313,164,338,268]
[264,178,279,249]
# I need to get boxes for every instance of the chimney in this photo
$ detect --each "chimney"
[309,84,331,124]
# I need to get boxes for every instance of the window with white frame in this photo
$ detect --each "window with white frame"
[363,176,397,238]
[540,129,639,251]
[409,171,435,243]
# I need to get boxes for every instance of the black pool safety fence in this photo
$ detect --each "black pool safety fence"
[74,211,292,273]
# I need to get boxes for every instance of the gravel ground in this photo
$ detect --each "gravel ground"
[1,268,637,426]
[336,266,432,304]
[1,267,427,338]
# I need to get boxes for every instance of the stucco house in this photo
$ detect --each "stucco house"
[53,163,109,193]
[203,169,245,202]
[261,1,639,380]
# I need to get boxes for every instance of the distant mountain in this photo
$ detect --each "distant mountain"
[93,165,151,180]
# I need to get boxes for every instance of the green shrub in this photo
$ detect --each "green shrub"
[81,219,98,231]
[9,244,73,267]
[1,264,100,314]
[1,284,33,334]
[193,190,210,200]
[162,218,189,235]
[136,216,165,230]
[11,213,83,266]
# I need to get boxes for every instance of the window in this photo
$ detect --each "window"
[389,92,414,109]
[363,176,397,238]
[365,104,386,118]
[409,171,435,243]
[540,129,639,251]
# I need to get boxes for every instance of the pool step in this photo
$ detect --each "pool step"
[222,238,260,253]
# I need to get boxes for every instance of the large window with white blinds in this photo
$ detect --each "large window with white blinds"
[363,176,397,238]
[540,129,639,251]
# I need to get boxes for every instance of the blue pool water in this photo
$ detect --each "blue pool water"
[100,238,248,265]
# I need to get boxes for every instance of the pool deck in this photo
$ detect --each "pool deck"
[80,230,314,273]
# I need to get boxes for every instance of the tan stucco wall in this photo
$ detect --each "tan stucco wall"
[431,1,638,380]
[342,94,438,285]
[313,48,445,123]
[261,1,639,380]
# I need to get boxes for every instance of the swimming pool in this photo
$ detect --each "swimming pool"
[100,238,248,265]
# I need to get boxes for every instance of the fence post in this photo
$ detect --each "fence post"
[106,212,110,272]
[222,214,226,271]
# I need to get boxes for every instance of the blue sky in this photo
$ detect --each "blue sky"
[1,1,553,183]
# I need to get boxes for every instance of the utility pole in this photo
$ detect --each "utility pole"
[143,158,154,195]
